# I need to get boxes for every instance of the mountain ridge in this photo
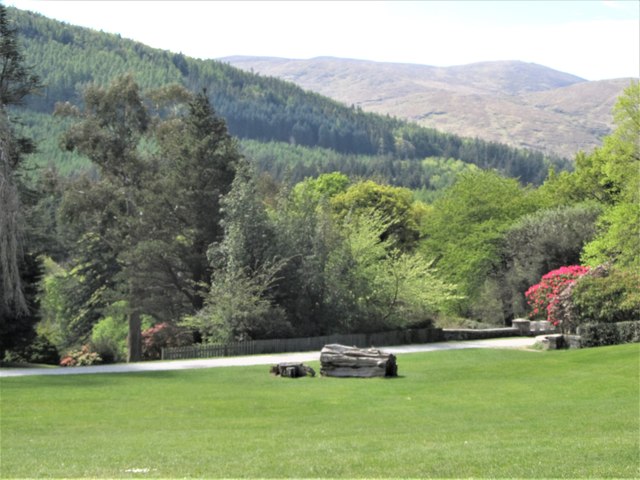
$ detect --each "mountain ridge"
[221,56,634,158]
[8,6,570,187]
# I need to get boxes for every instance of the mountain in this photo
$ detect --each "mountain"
[9,7,569,186]
[221,56,634,159]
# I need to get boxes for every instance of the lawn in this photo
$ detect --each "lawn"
[1,344,638,478]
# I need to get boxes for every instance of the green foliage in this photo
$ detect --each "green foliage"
[268,176,344,335]
[420,170,538,313]
[208,161,275,274]
[191,162,291,342]
[572,268,640,325]
[197,168,456,339]
[54,75,151,360]
[324,214,458,332]
[242,141,482,194]
[138,88,240,314]
[421,157,479,189]
[542,82,640,269]
[291,171,350,201]
[0,110,28,319]
[581,199,640,268]
[36,256,77,349]
[578,321,640,348]
[480,203,602,323]
[331,180,423,250]
[90,303,128,363]
[581,81,639,269]
[55,77,242,359]
[2,334,59,365]
[184,263,292,343]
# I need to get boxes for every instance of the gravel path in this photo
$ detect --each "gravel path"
[0,337,537,378]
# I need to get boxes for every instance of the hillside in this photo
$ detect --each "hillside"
[9,7,568,186]
[221,56,634,159]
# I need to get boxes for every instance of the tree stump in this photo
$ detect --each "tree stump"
[270,362,316,378]
[320,344,398,378]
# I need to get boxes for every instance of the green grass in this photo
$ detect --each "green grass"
[1,345,638,478]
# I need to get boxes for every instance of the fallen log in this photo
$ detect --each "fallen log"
[270,362,316,378]
[320,344,398,378]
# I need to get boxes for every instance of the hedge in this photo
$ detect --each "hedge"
[578,321,640,348]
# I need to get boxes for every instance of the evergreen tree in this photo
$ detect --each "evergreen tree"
[0,6,40,107]
[57,74,150,362]
[58,80,243,359]
[0,5,42,357]
[150,89,240,312]
[186,161,291,342]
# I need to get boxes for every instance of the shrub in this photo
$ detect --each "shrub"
[2,335,60,365]
[525,266,590,326]
[183,261,293,343]
[571,268,640,325]
[578,321,640,347]
[486,203,601,323]
[26,335,61,365]
[90,315,127,363]
[59,345,102,367]
[142,323,193,360]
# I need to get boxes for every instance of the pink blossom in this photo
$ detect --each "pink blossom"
[525,265,590,325]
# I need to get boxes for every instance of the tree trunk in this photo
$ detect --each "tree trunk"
[127,307,142,363]
[320,344,397,378]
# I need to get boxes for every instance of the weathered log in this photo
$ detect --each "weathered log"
[269,362,316,378]
[320,344,397,378]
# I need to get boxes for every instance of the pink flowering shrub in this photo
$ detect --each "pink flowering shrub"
[525,265,590,326]
[142,322,193,360]
[59,345,102,367]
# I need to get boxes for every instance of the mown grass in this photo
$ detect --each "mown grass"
[1,344,638,478]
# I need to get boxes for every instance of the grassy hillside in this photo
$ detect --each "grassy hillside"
[1,344,638,478]
[9,6,569,185]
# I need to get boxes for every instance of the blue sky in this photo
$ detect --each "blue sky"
[5,0,639,80]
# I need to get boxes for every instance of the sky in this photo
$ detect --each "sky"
[5,0,640,81]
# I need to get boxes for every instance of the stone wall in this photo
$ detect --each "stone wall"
[534,334,583,350]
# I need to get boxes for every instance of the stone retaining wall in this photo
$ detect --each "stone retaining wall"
[534,334,583,350]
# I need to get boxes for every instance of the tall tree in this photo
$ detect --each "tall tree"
[420,170,539,314]
[58,81,242,360]
[150,89,240,312]
[186,160,290,342]
[580,82,640,268]
[0,4,42,357]
[540,82,640,268]
[57,74,150,362]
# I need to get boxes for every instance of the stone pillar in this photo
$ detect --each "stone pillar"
[512,318,531,336]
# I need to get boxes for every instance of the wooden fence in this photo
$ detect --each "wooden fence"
[161,327,444,360]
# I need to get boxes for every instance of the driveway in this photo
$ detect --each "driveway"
[0,337,537,378]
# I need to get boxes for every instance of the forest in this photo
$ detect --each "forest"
[10,6,570,187]
[1,5,638,365]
